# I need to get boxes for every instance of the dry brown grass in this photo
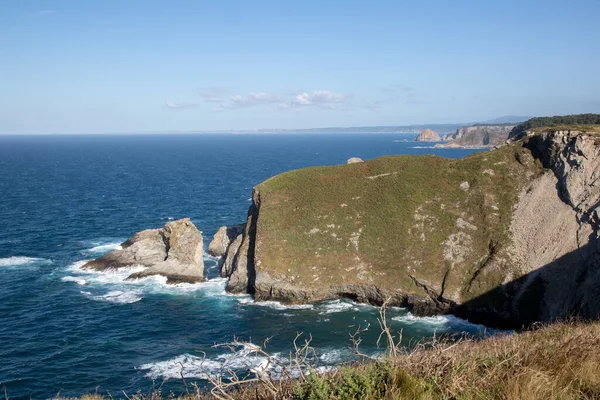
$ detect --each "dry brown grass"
[400,320,600,399]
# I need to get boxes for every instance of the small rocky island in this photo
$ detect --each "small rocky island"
[82,218,205,283]
[415,128,442,142]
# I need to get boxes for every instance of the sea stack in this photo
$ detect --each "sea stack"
[415,128,442,142]
[82,218,205,283]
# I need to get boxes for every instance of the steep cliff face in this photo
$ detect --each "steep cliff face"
[437,125,514,148]
[457,131,600,327]
[221,131,600,328]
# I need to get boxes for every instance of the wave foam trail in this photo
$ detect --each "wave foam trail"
[61,276,87,285]
[392,312,495,333]
[248,300,314,310]
[139,354,221,380]
[0,256,50,267]
[83,290,142,304]
[318,300,358,314]
[82,242,122,255]
[62,261,243,304]
[139,343,347,382]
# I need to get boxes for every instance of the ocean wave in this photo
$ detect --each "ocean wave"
[139,341,277,380]
[139,342,345,382]
[248,300,314,311]
[0,256,51,267]
[81,289,142,304]
[391,312,494,333]
[61,276,87,285]
[318,299,358,314]
[63,261,239,304]
[81,242,122,255]
[407,146,435,149]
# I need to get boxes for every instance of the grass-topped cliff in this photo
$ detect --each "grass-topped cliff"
[253,143,541,307]
[221,122,600,329]
[509,113,600,138]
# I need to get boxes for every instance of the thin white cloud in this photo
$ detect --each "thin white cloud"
[164,100,197,109]
[199,87,228,103]
[279,90,347,109]
[37,10,56,15]
[214,92,280,111]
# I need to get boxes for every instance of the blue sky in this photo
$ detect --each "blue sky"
[1,0,599,133]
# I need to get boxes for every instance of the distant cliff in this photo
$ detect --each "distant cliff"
[437,125,514,148]
[211,126,600,329]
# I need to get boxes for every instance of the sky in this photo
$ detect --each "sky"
[1,0,599,134]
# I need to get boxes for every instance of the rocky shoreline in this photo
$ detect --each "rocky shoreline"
[210,130,600,329]
[83,129,600,330]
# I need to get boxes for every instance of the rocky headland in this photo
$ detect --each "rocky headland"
[208,125,600,329]
[82,218,205,283]
[415,128,442,142]
[83,116,600,329]
[437,125,514,148]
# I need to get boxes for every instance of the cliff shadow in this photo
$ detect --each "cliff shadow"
[244,203,258,295]
[454,239,600,330]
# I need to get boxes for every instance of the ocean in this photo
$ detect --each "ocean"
[0,133,496,398]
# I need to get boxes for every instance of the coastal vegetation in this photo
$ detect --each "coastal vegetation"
[509,113,600,137]
[60,319,600,399]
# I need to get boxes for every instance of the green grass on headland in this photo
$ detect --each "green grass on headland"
[509,113,600,138]
[254,142,542,303]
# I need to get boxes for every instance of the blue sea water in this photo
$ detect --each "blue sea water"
[0,134,494,398]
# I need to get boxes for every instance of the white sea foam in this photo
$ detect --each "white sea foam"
[139,343,345,382]
[61,276,87,285]
[392,313,449,325]
[82,242,122,255]
[139,342,278,380]
[0,256,50,267]
[318,300,357,314]
[319,349,345,364]
[139,354,221,380]
[249,300,314,310]
[391,312,493,332]
[64,260,240,304]
[82,289,143,304]
[407,146,435,149]
[66,260,92,272]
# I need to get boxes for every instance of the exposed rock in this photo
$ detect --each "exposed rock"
[208,224,245,257]
[415,128,441,142]
[82,218,204,284]
[347,157,364,164]
[222,233,243,278]
[436,125,514,148]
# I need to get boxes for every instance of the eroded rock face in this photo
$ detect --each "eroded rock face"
[82,218,204,283]
[208,224,245,257]
[415,128,441,142]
